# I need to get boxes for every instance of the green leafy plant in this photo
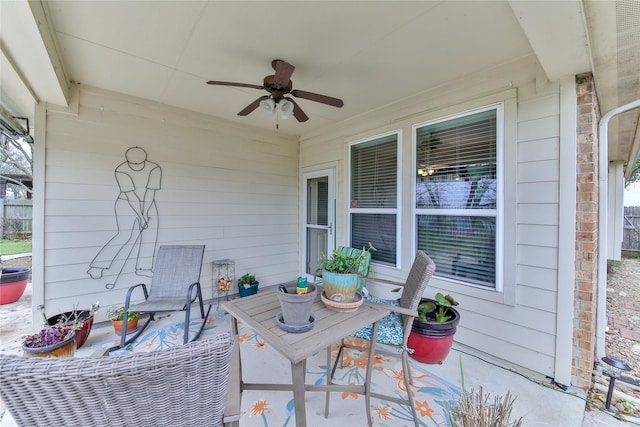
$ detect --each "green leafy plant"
[106,306,139,321]
[417,292,459,322]
[320,243,375,274]
[238,273,258,289]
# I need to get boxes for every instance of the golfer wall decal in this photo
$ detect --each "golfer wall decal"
[87,147,162,289]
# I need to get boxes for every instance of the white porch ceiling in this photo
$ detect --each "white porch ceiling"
[1,1,638,172]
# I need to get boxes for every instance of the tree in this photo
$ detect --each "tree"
[627,156,640,189]
[0,133,32,198]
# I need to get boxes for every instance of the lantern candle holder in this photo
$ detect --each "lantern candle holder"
[212,259,235,308]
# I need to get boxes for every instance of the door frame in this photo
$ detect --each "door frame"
[301,167,335,280]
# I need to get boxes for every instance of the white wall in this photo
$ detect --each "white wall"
[300,55,568,379]
[608,162,624,261]
[35,84,299,323]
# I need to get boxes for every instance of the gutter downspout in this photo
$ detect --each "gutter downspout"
[596,99,640,359]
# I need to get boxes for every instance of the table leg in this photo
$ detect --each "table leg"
[324,345,331,418]
[291,359,307,427]
[230,317,243,392]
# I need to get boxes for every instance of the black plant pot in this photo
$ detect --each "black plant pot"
[411,301,460,337]
[0,267,31,284]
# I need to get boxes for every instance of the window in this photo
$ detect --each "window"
[415,107,500,289]
[350,132,399,266]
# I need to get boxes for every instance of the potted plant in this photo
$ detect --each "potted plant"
[0,266,31,305]
[238,273,259,297]
[107,306,140,335]
[407,292,460,364]
[277,280,318,330]
[319,243,374,303]
[22,324,76,358]
[42,302,100,349]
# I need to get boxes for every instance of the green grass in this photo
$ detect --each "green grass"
[0,239,32,256]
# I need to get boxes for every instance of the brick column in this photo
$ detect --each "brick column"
[573,72,600,389]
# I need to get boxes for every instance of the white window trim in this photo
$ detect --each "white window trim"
[347,129,402,269]
[411,93,517,306]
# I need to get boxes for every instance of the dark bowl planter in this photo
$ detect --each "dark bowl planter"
[0,267,31,305]
[23,330,76,358]
[408,298,460,364]
[47,310,95,349]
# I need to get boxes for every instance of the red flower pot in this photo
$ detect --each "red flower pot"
[407,332,455,364]
[47,310,95,349]
[408,298,460,364]
[0,267,31,305]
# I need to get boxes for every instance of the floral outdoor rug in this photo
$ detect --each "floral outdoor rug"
[85,308,461,427]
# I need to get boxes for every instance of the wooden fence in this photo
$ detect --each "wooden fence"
[0,198,32,239]
[623,206,640,253]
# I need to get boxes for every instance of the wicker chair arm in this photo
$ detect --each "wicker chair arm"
[364,301,417,317]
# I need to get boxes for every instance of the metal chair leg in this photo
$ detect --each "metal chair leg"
[401,351,419,427]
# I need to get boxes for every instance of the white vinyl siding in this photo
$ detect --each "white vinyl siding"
[300,58,566,382]
[38,85,300,323]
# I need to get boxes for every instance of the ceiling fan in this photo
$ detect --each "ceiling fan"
[206,59,344,122]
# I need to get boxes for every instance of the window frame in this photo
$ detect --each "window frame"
[412,102,512,298]
[348,130,402,269]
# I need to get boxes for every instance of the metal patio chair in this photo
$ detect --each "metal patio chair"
[0,332,236,427]
[118,244,210,348]
[325,250,436,427]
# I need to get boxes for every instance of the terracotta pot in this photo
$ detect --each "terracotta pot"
[111,316,139,335]
[47,310,94,349]
[0,267,31,305]
[23,331,76,358]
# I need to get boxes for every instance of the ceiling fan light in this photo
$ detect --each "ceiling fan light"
[280,99,294,119]
[259,98,276,114]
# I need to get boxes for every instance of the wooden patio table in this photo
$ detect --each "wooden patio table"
[221,285,390,427]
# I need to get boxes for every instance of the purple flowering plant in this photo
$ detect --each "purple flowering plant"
[23,325,75,349]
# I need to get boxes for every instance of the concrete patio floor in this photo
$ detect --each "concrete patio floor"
[0,279,632,426]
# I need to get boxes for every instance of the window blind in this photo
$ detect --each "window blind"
[350,133,398,266]
[415,108,498,288]
[351,135,397,209]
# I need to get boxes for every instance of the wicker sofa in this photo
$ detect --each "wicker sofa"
[0,332,237,427]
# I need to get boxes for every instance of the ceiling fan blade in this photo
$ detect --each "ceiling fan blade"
[238,96,270,116]
[291,89,344,108]
[285,97,309,122]
[273,60,295,86]
[207,81,264,90]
